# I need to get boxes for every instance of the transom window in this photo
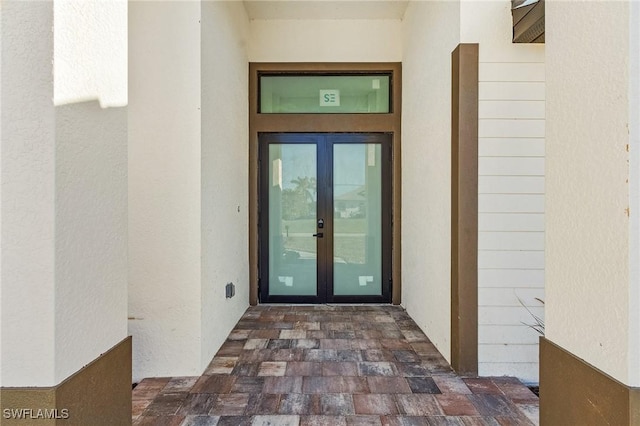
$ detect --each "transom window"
[259,74,391,114]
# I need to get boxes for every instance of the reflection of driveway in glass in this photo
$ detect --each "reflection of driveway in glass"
[283,233,366,265]
[282,249,316,261]
[292,250,316,261]
[285,248,350,264]
[283,232,365,237]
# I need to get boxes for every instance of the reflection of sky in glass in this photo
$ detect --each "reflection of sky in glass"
[281,145,317,200]
[280,144,370,197]
[334,145,365,197]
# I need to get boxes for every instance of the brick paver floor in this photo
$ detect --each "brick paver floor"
[132,305,539,425]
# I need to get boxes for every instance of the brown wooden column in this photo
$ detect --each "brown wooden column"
[450,43,479,376]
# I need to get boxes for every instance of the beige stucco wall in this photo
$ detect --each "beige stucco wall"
[401,0,461,364]
[630,0,640,387]
[53,0,127,107]
[201,0,250,372]
[54,102,128,384]
[1,1,57,386]
[546,1,632,384]
[1,1,128,387]
[0,0,3,386]
[128,1,204,380]
[54,0,129,386]
[129,1,250,381]
[248,19,402,62]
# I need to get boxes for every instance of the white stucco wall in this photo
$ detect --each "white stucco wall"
[129,2,203,381]
[129,1,251,381]
[1,0,56,387]
[546,1,631,384]
[201,0,250,371]
[54,102,128,384]
[460,0,545,383]
[401,0,461,364]
[53,0,129,386]
[248,19,402,62]
[1,1,128,387]
[0,1,3,386]
[630,0,640,387]
[54,0,127,107]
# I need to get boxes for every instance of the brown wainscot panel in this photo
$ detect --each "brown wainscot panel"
[540,337,640,425]
[0,337,132,426]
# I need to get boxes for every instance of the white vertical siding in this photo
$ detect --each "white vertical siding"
[477,57,545,383]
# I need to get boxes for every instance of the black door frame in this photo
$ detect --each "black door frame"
[259,132,392,304]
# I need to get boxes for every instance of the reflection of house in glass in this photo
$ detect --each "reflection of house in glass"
[335,186,366,218]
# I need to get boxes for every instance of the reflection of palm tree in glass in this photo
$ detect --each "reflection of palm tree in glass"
[290,176,316,202]
[282,176,317,220]
[281,176,317,258]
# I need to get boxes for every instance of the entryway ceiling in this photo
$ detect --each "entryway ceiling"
[243,0,410,20]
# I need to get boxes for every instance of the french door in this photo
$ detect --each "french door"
[259,133,392,303]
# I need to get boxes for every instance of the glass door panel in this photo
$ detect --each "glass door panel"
[259,133,390,303]
[333,144,383,296]
[267,144,317,296]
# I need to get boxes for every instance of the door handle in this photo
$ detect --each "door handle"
[313,232,324,238]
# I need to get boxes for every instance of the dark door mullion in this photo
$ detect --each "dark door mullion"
[316,135,329,303]
[380,134,393,302]
[324,137,335,302]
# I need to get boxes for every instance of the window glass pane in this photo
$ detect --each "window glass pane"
[268,144,318,296]
[260,75,390,114]
[333,143,382,296]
